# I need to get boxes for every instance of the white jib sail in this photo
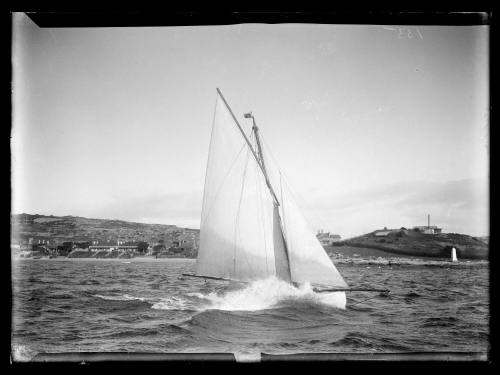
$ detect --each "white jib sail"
[197,94,281,281]
[279,182,348,288]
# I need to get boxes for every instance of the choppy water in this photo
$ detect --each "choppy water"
[11,258,489,360]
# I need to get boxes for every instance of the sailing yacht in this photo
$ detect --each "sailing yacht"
[184,89,385,309]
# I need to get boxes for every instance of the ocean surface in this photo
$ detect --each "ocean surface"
[11,257,489,360]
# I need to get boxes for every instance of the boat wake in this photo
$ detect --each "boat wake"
[92,277,346,312]
[188,277,346,311]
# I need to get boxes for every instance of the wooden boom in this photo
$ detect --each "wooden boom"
[181,273,389,293]
[181,273,247,284]
[313,287,390,293]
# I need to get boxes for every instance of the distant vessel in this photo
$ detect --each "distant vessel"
[184,89,386,308]
[451,247,458,262]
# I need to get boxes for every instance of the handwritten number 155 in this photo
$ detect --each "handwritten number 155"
[398,28,423,39]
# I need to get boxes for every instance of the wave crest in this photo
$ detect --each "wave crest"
[93,294,146,302]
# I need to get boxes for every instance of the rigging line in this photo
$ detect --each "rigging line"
[260,132,333,237]
[201,141,247,226]
[254,134,269,276]
[257,133,295,191]
[279,172,287,241]
[234,144,251,277]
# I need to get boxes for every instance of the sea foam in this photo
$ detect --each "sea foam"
[188,277,346,311]
[93,294,146,302]
[151,296,193,310]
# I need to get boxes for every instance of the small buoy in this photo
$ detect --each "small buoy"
[451,247,458,262]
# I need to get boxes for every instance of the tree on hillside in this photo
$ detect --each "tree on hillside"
[75,241,90,249]
[137,242,149,253]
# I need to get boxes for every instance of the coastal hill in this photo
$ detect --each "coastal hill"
[11,213,199,254]
[329,228,488,260]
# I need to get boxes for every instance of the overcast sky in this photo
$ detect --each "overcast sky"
[12,13,489,238]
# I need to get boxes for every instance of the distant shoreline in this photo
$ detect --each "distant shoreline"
[11,254,488,269]
[12,255,196,262]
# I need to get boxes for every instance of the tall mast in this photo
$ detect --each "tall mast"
[245,111,292,280]
[217,88,280,206]
[247,113,270,193]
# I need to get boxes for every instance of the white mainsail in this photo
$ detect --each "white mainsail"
[197,94,276,281]
[196,89,347,289]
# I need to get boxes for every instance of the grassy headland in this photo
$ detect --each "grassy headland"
[329,229,488,260]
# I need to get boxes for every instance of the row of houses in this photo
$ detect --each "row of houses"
[17,229,200,257]
[373,225,443,236]
[162,230,198,249]
[373,215,443,236]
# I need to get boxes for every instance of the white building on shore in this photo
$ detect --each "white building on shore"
[316,230,341,245]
